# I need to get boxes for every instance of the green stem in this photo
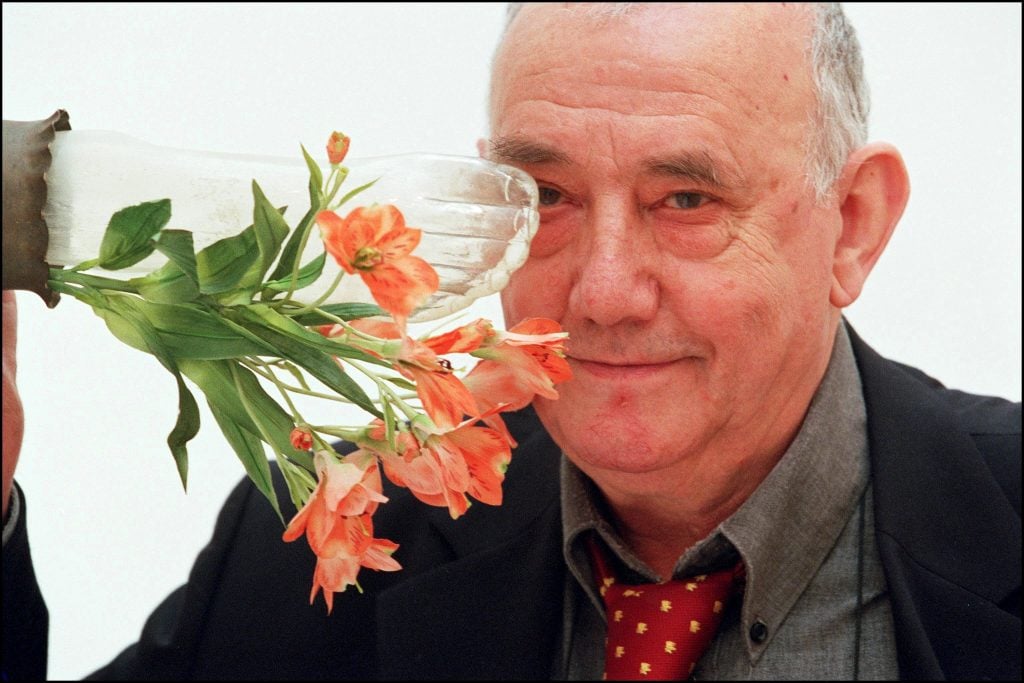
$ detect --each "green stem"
[241,359,362,405]
[229,363,280,449]
[50,268,139,293]
[347,359,421,422]
[310,425,373,442]
[323,166,349,207]
[240,358,303,419]
[282,269,346,317]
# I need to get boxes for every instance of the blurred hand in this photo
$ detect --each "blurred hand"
[3,290,24,521]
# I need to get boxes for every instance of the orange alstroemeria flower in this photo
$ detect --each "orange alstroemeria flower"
[328,318,482,432]
[317,205,439,325]
[462,318,571,444]
[422,318,494,355]
[381,415,512,520]
[305,513,400,614]
[282,451,399,612]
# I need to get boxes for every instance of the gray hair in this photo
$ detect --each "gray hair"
[497,3,869,203]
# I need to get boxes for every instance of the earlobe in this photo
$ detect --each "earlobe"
[476,138,488,159]
[829,142,911,308]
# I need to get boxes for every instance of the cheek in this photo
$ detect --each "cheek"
[528,210,577,258]
[500,260,572,326]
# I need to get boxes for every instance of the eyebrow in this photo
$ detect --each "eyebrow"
[488,136,736,190]
[645,151,732,190]
[487,137,571,165]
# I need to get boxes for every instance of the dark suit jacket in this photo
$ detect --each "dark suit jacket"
[3,325,1020,680]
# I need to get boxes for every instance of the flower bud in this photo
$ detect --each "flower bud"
[290,425,314,451]
[326,131,350,165]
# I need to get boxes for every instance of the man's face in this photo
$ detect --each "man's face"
[487,4,846,490]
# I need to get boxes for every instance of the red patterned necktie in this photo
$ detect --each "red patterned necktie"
[588,538,745,680]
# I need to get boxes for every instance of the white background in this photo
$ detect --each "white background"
[3,3,1021,679]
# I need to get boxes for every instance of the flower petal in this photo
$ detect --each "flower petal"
[423,319,494,355]
[360,256,439,319]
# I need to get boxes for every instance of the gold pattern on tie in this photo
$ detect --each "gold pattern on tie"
[588,538,745,680]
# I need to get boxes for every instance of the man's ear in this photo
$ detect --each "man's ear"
[476,138,488,158]
[829,142,911,308]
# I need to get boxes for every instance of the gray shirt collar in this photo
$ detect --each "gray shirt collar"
[561,324,868,657]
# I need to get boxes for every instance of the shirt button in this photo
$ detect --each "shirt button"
[749,620,769,644]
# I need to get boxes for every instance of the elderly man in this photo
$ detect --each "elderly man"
[3,3,1020,680]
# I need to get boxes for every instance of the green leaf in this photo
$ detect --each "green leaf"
[259,144,326,296]
[99,199,172,270]
[178,359,308,464]
[276,457,318,523]
[94,301,150,354]
[249,182,291,283]
[382,397,396,452]
[301,143,324,206]
[196,226,259,295]
[222,307,383,417]
[265,201,321,291]
[100,294,200,488]
[130,261,200,304]
[289,302,388,326]
[238,304,388,366]
[154,229,198,284]
[126,298,276,359]
[195,187,289,304]
[166,374,201,490]
[262,252,326,293]
[336,178,379,208]
[208,400,282,523]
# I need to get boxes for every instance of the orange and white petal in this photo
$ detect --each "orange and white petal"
[423,319,494,355]
[360,256,439,319]
[406,366,479,432]
[448,424,512,506]
[317,210,361,273]
[361,538,402,572]
[376,225,423,260]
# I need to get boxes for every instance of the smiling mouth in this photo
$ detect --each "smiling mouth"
[568,357,684,380]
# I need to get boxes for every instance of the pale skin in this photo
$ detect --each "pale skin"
[1,3,910,583]
[3,290,22,521]
[482,3,909,577]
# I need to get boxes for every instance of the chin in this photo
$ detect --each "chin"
[533,397,689,475]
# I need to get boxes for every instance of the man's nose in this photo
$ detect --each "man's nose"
[568,198,659,327]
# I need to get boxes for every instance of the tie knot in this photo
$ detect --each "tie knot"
[588,537,744,680]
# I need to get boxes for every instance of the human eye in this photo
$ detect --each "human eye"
[663,191,712,210]
[538,185,565,207]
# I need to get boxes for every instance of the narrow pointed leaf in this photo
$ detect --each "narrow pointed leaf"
[221,307,382,417]
[130,261,200,304]
[177,359,309,462]
[262,252,326,293]
[127,299,275,359]
[153,229,198,284]
[196,226,259,294]
[101,294,200,488]
[249,182,291,283]
[289,302,388,326]
[98,199,172,270]
[208,400,282,523]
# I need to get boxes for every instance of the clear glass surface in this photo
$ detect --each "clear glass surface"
[44,130,539,321]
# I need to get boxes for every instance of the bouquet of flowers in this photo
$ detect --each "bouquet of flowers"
[46,131,571,612]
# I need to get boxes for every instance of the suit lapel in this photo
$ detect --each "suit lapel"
[850,324,1021,680]
[376,407,568,679]
[376,502,565,679]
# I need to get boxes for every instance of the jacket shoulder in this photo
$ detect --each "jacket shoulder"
[884,357,1021,513]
